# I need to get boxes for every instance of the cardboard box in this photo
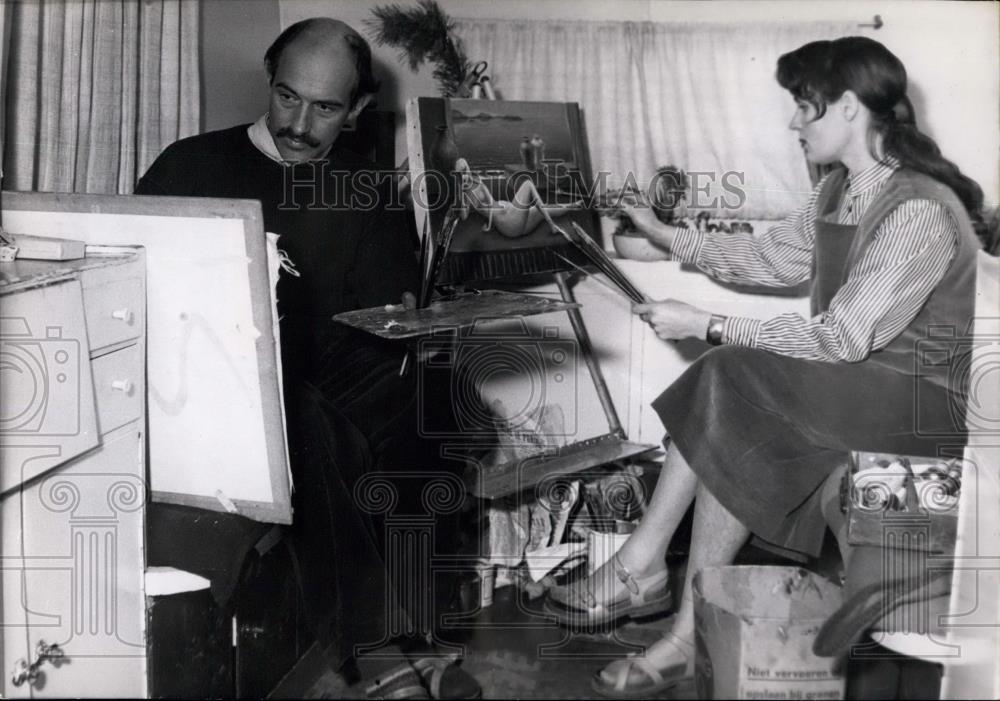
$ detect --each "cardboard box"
[845,452,961,554]
[694,566,844,700]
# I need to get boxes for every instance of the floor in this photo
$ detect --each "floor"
[275,580,697,700]
[270,460,845,700]
[271,535,839,700]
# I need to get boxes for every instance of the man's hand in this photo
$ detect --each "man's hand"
[633,299,713,341]
[402,291,418,310]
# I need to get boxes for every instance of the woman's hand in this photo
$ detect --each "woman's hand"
[617,195,679,249]
[633,299,713,341]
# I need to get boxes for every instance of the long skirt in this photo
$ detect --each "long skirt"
[653,346,967,558]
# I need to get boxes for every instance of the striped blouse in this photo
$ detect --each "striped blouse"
[670,156,959,362]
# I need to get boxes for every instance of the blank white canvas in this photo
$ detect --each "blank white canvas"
[2,194,290,523]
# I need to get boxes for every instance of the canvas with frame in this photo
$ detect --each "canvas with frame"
[406,97,601,285]
[1,191,292,524]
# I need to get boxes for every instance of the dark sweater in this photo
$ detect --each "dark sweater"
[135,124,419,381]
[137,128,426,623]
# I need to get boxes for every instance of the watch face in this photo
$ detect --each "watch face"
[706,315,726,345]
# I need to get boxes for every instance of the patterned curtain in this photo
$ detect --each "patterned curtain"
[454,18,855,220]
[1,0,200,194]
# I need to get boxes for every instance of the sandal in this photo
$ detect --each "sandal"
[545,552,671,627]
[591,631,694,699]
[410,656,482,700]
[365,662,431,700]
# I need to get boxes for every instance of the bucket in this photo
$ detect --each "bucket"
[693,566,844,700]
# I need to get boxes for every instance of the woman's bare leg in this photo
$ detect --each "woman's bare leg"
[597,471,751,686]
[587,436,749,591]
[584,440,699,598]
[671,482,750,639]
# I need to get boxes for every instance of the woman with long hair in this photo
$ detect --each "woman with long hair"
[545,36,986,698]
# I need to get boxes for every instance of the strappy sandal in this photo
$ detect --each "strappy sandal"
[547,557,669,607]
[544,552,671,627]
[365,662,431,700]
[591,631,694,699]
[410,656,482,700]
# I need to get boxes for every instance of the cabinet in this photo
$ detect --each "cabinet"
[1,251,146,697]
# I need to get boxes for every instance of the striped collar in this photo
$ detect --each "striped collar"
[846,156,900,198]
[247,114,333,164]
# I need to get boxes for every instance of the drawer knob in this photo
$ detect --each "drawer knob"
[111,379,134,395]
[111,307,134,324]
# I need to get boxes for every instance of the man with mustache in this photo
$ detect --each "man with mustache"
[136,17,415,380]
[136,18,480,700]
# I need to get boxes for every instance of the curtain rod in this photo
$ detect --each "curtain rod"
[858,14,883,30]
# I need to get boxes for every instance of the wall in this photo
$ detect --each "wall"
[201,0,280,132]
[200,0,999,205]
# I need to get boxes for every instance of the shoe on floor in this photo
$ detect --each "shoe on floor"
[591,631,694,699]
[410,656,481,700]
[365,662,431,700]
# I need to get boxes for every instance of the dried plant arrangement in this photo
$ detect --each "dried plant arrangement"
[366,0,472,97]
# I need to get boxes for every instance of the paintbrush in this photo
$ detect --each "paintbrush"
[531,197,648,303]
[568,222,649,303]
[421,209,461,307]
[400,215,435,377]
[553,221,648,304]
[551,250,640,302]
[400,210,463,377]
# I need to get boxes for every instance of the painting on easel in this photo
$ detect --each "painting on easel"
[406,97,601,285]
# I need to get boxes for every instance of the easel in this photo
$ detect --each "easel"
[466,270,655,499]
[335,97,656,499]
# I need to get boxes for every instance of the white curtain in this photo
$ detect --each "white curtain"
[1,0,10,187]
[2,0,200,194]
[454,19,855,219]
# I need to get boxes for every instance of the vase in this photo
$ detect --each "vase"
[431,124,460,174]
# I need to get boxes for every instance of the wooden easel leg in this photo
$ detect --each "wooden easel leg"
[554,271,625,439]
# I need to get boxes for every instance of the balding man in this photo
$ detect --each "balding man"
[137,19,480,699]
[136,18,417,380]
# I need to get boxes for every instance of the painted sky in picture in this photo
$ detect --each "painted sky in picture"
[449,99,578,172]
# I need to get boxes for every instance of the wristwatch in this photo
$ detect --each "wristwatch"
[705,314,727,346]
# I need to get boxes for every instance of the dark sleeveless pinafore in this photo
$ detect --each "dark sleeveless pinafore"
[652,168,980,557]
